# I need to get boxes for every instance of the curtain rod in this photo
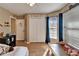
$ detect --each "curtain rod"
[69,3,79,10]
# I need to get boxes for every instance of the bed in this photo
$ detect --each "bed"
[1,46,29,56]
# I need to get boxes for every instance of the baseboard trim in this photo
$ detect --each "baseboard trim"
[25,41,31,44]
[16,40,45,44]
[16,40,25,42]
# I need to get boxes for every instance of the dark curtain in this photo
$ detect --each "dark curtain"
[59,13,63,41]
[45,16,50,44]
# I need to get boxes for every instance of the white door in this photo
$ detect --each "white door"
[29,16,46,42]
[16,19,24,40]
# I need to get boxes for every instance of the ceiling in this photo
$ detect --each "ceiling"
[0,3,66,16]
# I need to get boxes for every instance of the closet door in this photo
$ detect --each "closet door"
[29,15,46,42]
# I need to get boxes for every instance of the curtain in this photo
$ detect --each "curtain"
[59,13,63,41]
[45,16,50,44]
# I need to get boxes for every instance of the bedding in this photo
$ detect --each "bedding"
[0,47,3,54]
[0,44,29,56]
[2,46,29,56]
[0,44,14,55]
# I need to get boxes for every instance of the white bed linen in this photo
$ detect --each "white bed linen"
[2,46,29,56]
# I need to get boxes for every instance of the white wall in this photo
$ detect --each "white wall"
[28,14,46,42]
[0,7,12,36]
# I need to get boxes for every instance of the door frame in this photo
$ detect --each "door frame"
[10,16,16,35]
[11,16,25,41]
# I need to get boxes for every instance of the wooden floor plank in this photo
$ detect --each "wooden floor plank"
[16,40,49,56]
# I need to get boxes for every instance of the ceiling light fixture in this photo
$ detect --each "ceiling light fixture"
[27,3,35,7]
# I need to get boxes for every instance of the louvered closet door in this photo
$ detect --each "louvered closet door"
[29,15,46,42]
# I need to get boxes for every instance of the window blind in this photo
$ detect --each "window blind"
[63,5,79,49]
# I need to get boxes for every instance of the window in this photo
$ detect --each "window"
[49,17,58,39]
[63,5,79,49]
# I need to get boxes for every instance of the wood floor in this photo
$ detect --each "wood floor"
[16,40,49,56]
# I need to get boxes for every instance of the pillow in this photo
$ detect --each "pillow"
[0,44,14,55]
